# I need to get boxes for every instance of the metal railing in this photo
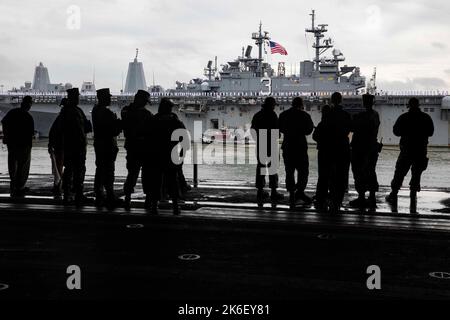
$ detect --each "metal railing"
[2,90,448,99]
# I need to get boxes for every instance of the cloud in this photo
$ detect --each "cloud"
[0,54,21,80]
[431,42,446,49]
[414,77,448,87]
[1,0,450,92]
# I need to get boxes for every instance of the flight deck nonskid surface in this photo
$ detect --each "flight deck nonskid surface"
[0,175,450,300]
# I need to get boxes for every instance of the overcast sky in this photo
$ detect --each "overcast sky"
[1,0,449,93]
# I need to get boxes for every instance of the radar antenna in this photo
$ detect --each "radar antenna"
[204,59,217,81]
[305,10,333,71]
[252,22,270,77]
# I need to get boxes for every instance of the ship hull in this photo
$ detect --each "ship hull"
[1,95,449,147]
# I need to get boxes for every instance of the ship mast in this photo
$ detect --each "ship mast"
[367,67,377,95]
[252,22,270,77]
[305,10,333,72]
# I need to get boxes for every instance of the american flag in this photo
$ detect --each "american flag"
[269,41,288,55]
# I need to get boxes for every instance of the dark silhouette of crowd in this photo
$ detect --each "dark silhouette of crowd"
[251,93,434,214]
[1,90,435,215]
[2,89,190,215]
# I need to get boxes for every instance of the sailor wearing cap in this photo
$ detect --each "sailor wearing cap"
[92,88,122,209]
[61,87,93,206]
[349,93,381,209]
[250,97,284,208]
[121,90,153,209]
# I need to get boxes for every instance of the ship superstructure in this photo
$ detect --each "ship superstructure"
[124,49,147,93]
[0,10,448,146]
[173,10,365,95]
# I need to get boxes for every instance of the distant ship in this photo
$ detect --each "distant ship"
[0,10,449,146]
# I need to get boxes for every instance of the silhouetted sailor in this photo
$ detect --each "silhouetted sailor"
[177,164,191,196]
[350,94,381,209]
[61,88,92,206]
[321,92,352,213]
[251,96,283,208]
[312,104,332,211]
[1,96,34,197]
[279,97,314,209]
[121,89,153,209]
[48,98,66,196]
[149,98,188,215]
[386,97,434,213]
[92,88,122,209]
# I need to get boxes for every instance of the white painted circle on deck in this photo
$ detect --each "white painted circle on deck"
[126,224,144,229]
[178,254,201,261]
[317,233,336,240]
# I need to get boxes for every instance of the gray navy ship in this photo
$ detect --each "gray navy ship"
[1,10,449,146]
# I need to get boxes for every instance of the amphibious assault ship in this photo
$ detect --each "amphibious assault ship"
[0,10,449,146]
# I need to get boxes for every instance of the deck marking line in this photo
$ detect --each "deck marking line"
[126,224,144,229]
[429,272,450,280]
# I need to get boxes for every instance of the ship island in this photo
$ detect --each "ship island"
[0,10,449,146]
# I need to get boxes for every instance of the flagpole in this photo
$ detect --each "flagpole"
[265,40,270,76]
